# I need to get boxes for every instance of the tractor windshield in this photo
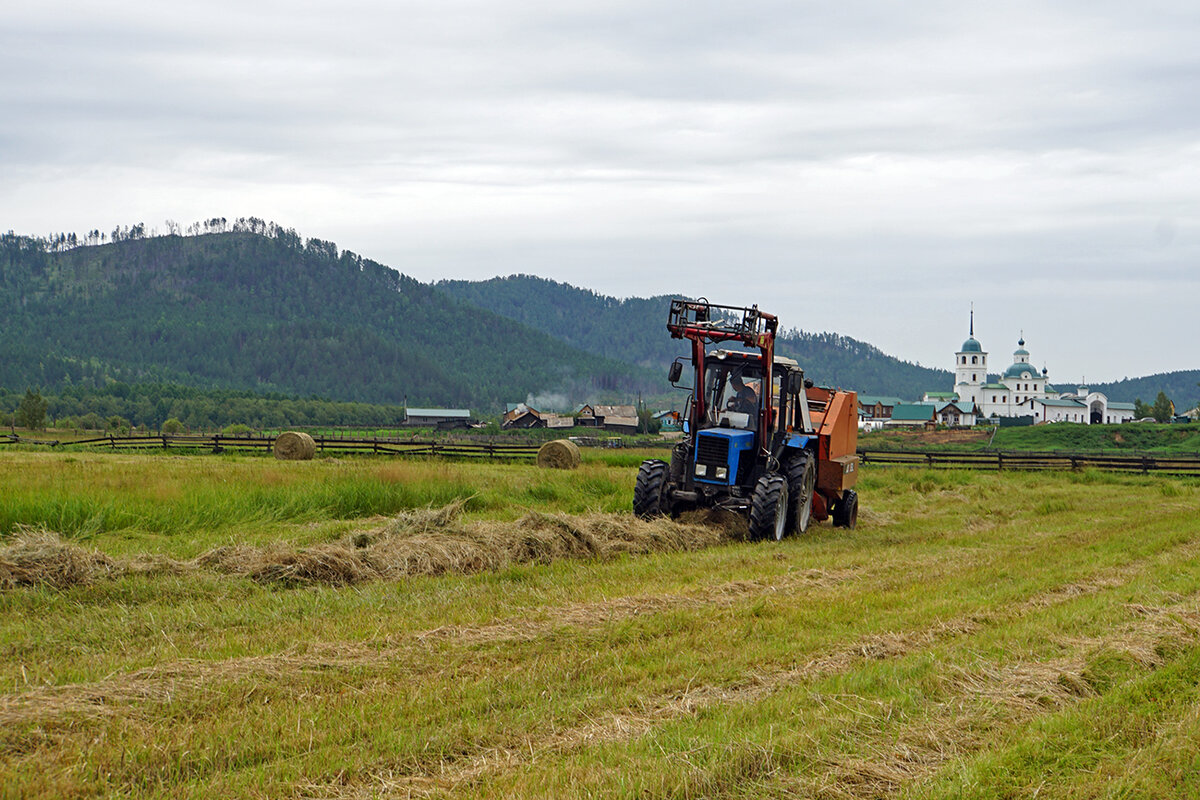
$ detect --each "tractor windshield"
[703,361,762,430]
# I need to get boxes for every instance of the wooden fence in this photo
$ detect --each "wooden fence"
[859,449,1200,476]
[1,433,542,460]
[4,433,1199,474]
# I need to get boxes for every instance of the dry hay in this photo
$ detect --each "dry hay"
[274,430,316,460]
[536,439,580,469]
[1,502,738,591]
[185,502,734,586]
[356,507,728,580]
[678,507,750,539]
[0,528,117,589]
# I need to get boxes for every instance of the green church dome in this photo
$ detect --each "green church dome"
[960,337,982,353]
[1004,362,1037,379]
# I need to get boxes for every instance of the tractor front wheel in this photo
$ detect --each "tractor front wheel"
[749,474,789,541]
[633,459,669,519]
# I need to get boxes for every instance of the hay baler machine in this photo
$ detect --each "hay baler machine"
[634,299,859,539]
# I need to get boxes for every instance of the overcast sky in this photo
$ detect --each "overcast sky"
[3,1,1198,382]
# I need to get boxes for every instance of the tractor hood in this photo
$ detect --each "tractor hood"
[693,428,755,486]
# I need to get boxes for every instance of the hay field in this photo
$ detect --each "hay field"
[2,451,1200,798]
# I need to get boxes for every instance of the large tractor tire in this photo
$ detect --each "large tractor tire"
[748,474,789,541]
[633,459,669,519]
[832,489,859,529]
[785,453,816,534]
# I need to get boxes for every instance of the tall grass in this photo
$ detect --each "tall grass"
[0,453,634,549]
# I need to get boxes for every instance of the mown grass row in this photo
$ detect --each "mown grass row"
[1,451,1198,798]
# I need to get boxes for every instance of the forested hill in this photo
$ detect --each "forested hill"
[438,274,953,399]
[1089,371,1200,412]
[0,232,654,407]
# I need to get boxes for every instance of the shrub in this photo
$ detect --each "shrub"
[78,412,104,431]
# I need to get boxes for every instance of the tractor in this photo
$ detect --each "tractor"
[634,299,860,538]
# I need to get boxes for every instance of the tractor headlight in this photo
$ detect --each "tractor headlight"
[695,464,707,477]
[714,467,728,480]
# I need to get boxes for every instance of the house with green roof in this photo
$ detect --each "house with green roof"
[934,400,979,427]
[857,395,904,420]
[885,403,936,428]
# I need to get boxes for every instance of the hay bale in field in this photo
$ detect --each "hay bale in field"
[274,431,316,460]
[537,439,580,470]
[0,528,118,590]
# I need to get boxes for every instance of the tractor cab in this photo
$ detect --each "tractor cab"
[702,351,765,432]
[689,349,813,491]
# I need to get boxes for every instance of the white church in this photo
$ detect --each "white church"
[924,313,1137,425]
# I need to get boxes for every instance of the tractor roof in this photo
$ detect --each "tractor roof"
[707,349,799,369]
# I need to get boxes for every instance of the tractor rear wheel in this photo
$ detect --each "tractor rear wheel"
[749,474,789,541]
[832,489,859,529]
[633,459,669,519]
[785,453,816,534]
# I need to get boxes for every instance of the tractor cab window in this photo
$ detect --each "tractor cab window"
[704,362,761,430]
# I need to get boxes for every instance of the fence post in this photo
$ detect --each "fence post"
[997,453,1003,471]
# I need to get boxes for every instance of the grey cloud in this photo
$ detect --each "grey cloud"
[2,1,1198,380]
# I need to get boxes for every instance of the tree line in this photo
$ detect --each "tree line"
[0,385,410,433]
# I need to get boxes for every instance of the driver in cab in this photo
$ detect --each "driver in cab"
[727,373,760,415]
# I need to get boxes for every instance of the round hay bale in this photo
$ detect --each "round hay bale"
[537,439,580,470]
[274,431,316,461]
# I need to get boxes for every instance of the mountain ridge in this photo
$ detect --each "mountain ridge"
[2,228,1195,412]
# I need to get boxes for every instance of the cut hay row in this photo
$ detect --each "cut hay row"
[0,528,119,590]
[0,502,742,591]
[300,587,1200,799]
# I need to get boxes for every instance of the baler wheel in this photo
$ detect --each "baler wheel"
[785,453,816,534]
[633,459,669,519]
[833,489,859,529]
[749,474,789,541]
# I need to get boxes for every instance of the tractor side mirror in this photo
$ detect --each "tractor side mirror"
[788,373,805,394]
[668,362,683,383]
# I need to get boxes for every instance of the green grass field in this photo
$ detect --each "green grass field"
[2,450,1200,798]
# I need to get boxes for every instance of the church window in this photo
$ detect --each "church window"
[972,374,977,381]
[971,356,977,364]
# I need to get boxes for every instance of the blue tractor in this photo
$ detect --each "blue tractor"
[634,299,860,538]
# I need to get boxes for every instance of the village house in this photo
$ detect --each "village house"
[575,403,638,433]
[502,403,545,429]
[886,403,936,428]
[857,395,904,420]
[403,407,472,428]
